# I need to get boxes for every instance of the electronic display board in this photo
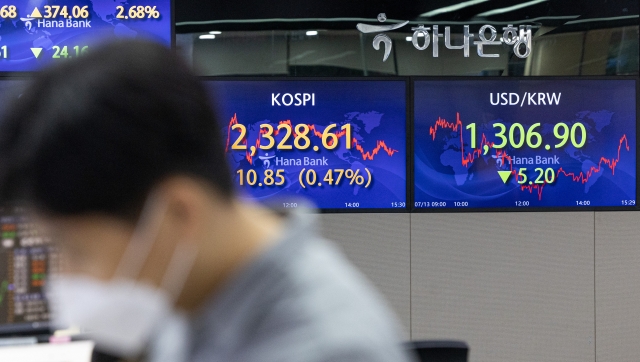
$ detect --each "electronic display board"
[0,80,53,335]
[0,0,172,72]
[414,79,637,210]
[205,80,408,211]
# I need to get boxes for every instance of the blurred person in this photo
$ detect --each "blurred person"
[0,40,414,362]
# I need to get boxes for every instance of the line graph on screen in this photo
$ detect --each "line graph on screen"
[428,113,630,200]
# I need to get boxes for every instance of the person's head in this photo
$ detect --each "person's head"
[0,40,285,358]
[0,40,235,286]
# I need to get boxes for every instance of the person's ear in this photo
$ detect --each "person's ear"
[156,177,206,243]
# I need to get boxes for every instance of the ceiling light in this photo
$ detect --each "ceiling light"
[564,14,639,25]
[209,31,222,34]
[476,0,548,17]
[306,30,318,36]
[406,32,426,41]
[421,0,489,17]
[199,34,216,39]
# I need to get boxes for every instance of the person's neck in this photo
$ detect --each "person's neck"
[175,200,284,312]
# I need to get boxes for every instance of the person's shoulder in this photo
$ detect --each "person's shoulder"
[249,235,414,361]
[191,225,415,362]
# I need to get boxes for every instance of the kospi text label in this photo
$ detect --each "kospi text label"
[272,93,315,106]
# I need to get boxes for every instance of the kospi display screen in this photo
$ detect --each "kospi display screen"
[205,80,408,211]
[0,0,172,72]
[414,79,637,210]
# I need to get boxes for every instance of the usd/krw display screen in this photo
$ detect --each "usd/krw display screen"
[206,80,407,210]
[0,0,172,72]
[414,79,637,210]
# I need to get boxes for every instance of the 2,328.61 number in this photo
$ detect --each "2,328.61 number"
[231,123,353,151]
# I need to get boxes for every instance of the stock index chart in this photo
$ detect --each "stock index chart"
[414,79,637,210]
[205,80,407,210]
[0,0,172,71]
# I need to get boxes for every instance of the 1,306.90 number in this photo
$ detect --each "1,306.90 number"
[466,122,587,150]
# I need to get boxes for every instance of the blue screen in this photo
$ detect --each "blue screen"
[414,80,637,210]
[205,80,407,210]
[0,0,172,71]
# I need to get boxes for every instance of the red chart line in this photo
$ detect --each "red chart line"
[428,112,630,200]
[225,114,399,164]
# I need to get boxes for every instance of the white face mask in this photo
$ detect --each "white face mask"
[47,194,198,361]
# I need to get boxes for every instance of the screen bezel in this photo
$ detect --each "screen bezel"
[202,77,412,213]
[0,322,51,336]
[0,74,636,215]
[410,76,640,213]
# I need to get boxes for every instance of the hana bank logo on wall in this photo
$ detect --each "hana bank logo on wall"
[357,13,533,62]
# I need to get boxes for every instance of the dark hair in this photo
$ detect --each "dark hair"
[0,40,233,220]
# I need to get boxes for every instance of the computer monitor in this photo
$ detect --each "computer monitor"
[0,205,53,335]
[204,79,409,212]
[0,1,174,72]
[413,78,637,211]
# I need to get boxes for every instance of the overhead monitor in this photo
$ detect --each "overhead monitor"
[413,79,637,210]
[0,0,173,72]
[205,80,408,211]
